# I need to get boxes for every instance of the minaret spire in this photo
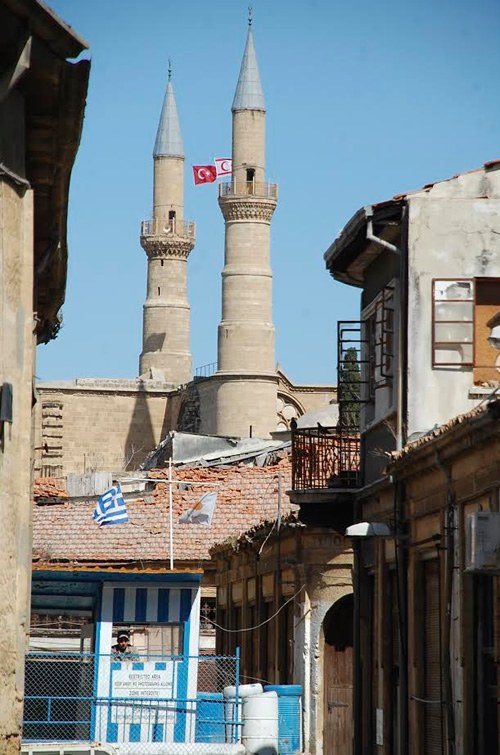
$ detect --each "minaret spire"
[214,17,278,438]
[139,70,195,384]
[153,63,183,158]
[231,17,265,113]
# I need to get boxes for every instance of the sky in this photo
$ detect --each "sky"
[37,0,500,386]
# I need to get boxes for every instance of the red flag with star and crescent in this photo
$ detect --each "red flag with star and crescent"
[193,165,217,185]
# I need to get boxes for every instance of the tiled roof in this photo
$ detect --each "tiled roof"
[33,477,68,500]
[390,404,490,463]
[32,460,293,567]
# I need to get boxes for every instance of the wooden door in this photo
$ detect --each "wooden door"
[323,594,354,754]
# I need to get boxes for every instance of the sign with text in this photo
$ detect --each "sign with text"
[111,661,175,724]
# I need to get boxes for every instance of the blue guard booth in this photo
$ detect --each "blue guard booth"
[25,569,202,749]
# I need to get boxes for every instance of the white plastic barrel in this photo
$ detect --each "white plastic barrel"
[223,683,263,743]
[242,690,279,755]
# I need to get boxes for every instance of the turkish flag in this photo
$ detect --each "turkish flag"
[193,165,217,185]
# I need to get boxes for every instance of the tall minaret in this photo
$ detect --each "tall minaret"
[139,66,195,383]
[215,15,278,437]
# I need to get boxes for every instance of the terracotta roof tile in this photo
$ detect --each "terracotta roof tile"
[33,477,68,500]
[32,461,293,566]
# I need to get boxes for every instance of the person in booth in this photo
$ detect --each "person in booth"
[111,630,139,660]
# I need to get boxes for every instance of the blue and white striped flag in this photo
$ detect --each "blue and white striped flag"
[93,484,129,526]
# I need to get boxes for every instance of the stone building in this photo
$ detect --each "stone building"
[323,162,500,754]
[211,517,354,755]
[34,19,335,478]
[0,0,89,748]
[349,402,500,755]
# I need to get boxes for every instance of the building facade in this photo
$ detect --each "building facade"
[351,404,500,755]
[326,161,500,483]
[0,0,89,748]
[323,162,500,754]
[211,518,354,755]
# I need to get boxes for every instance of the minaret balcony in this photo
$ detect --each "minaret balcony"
[140,218,195,241]
[219,181,278,200]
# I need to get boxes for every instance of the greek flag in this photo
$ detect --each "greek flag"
[93,484,129,526]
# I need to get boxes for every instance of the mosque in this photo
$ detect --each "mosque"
[34,19,336,477]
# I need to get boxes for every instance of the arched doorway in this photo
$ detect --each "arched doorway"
[322,594,354,755]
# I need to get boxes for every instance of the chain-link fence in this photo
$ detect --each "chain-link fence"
[23,652,242,752]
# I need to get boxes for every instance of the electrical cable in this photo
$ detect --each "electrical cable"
[205,584,305,633]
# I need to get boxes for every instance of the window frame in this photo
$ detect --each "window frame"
[432,278,474,368]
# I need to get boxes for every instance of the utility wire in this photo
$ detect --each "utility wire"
[205,585,305,633]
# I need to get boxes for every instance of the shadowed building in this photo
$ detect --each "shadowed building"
[0,0,89,748]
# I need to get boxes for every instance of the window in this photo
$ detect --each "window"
[432,278,500,381]
[432,279,474,366]
[361,284,395,401]
[113,623,183,657]
[473,278,500,383]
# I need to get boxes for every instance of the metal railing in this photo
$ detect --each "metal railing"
[291,427,361,490]
[23,652,240,748]
[219,180,278,199]
[140,219,195,239]
[194,362,217,379]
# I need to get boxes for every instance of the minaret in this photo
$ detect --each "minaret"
[139,65,195,383]
[215,15,278,437]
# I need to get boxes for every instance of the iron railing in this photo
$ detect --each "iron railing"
[140,219,195,239]
[218,181,278,199]
[23,652,240,748]
[194,362,217,379]
[291,427,361,490]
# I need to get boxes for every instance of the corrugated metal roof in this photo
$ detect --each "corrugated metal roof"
[232,27,265,112]
[153,75,184,158]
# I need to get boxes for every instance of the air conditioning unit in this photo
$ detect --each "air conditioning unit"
[465,511,500,571]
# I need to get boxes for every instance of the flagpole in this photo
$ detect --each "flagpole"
[168,459,174,570]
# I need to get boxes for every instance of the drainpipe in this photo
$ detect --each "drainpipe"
[364,205,407,449]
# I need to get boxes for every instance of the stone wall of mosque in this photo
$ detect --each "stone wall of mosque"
[34,379,178,476]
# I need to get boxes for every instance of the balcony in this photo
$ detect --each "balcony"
[140,218,195,240]
[290,427,361,528]
[218,181,278,200]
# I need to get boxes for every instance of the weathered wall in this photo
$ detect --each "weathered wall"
[407,167,500,437]
[34,373,336,475]
[34,379,176,475]
[0,179,34,750]
[359,412,500,755]
[214,528,353,755]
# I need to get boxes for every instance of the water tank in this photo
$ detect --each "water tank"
[264,684,303,754]
[195,691,225,743]
[242,690,279,755]
[223,683,263,743]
